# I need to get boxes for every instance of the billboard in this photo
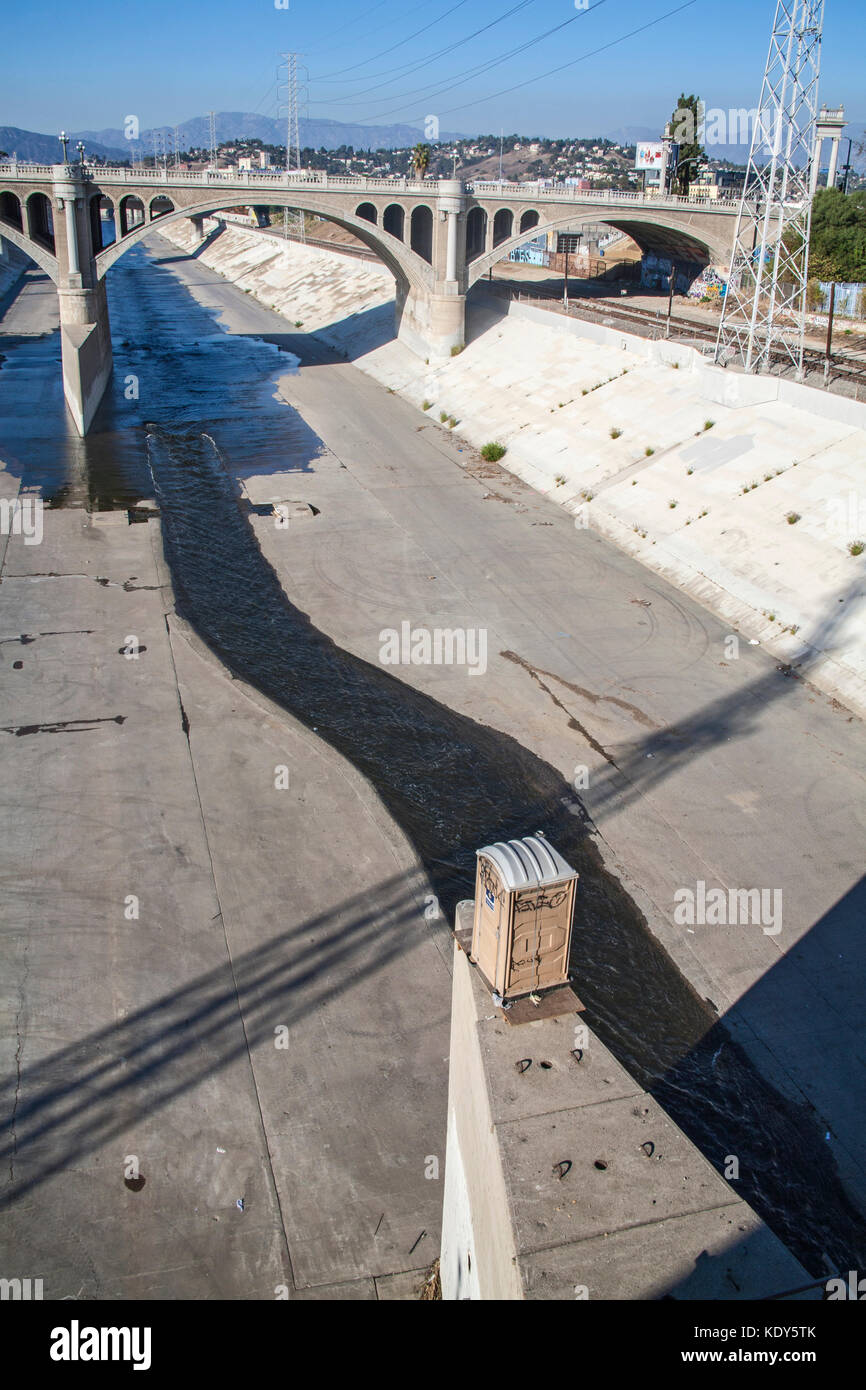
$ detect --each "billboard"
[635,142,666,171]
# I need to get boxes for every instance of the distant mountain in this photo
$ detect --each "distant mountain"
[0,126,129,163]
[0,113,466,165]
[74,112,466,156]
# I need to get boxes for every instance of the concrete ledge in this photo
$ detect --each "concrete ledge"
[441,924,816,1301]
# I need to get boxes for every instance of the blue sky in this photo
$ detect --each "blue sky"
[5,0,865,137]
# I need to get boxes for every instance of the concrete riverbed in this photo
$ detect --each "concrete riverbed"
[1,233,866,1296]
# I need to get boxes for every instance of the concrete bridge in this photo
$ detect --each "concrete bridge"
[0,162,740,433]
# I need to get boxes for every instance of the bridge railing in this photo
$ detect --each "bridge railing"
[0,163,442,195]
[467,180,741,210]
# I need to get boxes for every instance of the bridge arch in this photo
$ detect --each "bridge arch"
[149,195,175,221]
[409,204,433,264]
[519,209,539,233]
[465,208,725,289]
[26,191,55,254]
[0,190,23,230]
[383,203,404,240]
[355,201,377,225]
[492,208,513,247]
[0,214,60,281]
[89,194,115,252]
[91,193,436,302]
[465,206,487,262]
[118,195,146,237]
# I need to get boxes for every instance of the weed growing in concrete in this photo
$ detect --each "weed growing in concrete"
[687,466,694,475]
[451,344,464,356]
[704,420,715,431]
[610,427,622,440]
[555,474,567,487]
[481,442,506,462]
[849,540,864,556]
[422,401,432,411]
[448,417,457,429]
[645,446,655,456]
[669,499,678,509]
[440,411,448,422]
[786,512,801,525]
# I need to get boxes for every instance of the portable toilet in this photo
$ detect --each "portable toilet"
[471,834,578,1000]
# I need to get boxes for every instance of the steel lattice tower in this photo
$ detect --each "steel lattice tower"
[280,52,302,173]
[715,0,824,378]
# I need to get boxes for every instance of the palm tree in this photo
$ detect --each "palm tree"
[411,143,431,180]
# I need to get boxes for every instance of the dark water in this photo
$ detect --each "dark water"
[2,239,865,1283]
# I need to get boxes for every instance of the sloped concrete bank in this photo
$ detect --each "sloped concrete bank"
[160,217,866,721]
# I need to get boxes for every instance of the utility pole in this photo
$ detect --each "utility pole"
[824,280,836,385]
[841,137,853,194]
[666,262,678,337]
[715,0,825,379]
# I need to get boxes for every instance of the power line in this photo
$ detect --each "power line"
[314,0,472,81]
[318,0,606,117]
[310,0,538,94]
[361,0,702,128]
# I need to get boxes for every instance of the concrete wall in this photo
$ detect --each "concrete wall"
[440,921,522,1301]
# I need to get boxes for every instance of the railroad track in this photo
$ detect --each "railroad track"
[489,281,866,393]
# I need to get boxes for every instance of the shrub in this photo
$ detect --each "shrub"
[786,512,800,525]
[448,416,457,429]
[480,442,506,462]
[440,411,448,422]
[849,540,864,556]
[422,401,432,411]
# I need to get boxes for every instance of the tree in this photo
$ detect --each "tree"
[808,188,866,282]
[411,143,431,179]
[670,93,705,194]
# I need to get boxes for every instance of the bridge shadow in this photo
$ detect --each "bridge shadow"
[0,867,438,1209]
[155,221,226,264]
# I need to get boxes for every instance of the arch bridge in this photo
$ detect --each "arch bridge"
[0,162,740,433]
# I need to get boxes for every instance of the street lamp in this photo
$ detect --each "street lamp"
[59,131,70,164]
[76,141,86,166]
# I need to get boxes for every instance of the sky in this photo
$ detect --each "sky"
[4,0,865,139]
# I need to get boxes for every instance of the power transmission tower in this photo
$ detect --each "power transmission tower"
[173,126,180,169]
[278,52,307,240]
[208,110,218,169]
[715,0,825,379]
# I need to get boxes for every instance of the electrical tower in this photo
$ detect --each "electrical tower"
[278,52,307,240]
[715,0,825,378]
[208,111,218,169]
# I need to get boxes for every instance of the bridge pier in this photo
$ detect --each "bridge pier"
[54,171,112,435]
[396,180,466,358]
[396,285,465,359]
[58,279,113,435]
